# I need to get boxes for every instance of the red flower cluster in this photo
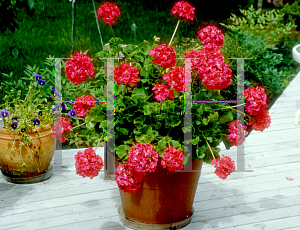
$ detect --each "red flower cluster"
[114,63,139,87]
[171,1,195,21]
[184,50,205,71]
[51,117,72,143]
[65,52,94,85]
[194,44,231,90]
[152,83,174,102]
[244,86,267,115]
[115,163,144,193]
[161,146,184,171]
[127,143,159,173]
[150,44,176,69]
[163,66,190,92]
[211,155,235,179]
[249,109,271,131]
[73,95,96,118]
[74,148,104,179]
[97,2,120,24]
[198,58,232,90]
[197,25,224,48]
[228,120,248,147]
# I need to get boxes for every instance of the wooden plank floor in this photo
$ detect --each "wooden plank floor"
[1,71,300,230]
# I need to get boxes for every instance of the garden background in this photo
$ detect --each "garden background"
[1,0,300,149]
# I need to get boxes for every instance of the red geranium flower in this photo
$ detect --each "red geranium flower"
[150,44,176,69]
[249,109,271,131]
[197,25,224,48]
[97,2,120,24]
[244,86,267,115]
[74,148,104,179]
[184,49,205,71]
[73,95,96,118]
[51,117,73,143]
[115,163,144,193]
[114,63,139,87]
[161,146,184,171]
[65,52,94,85]
[152,83,174,102]
[163,66,190,92]
[172,1,195,21]
[228,120,248,147]
[127,143,159,173]
[212,155,235,179]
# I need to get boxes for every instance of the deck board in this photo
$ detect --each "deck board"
[1,71,300,229]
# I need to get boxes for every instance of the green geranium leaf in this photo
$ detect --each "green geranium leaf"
[116,145,131,159]
[132,87,147,97]
[134,55,144,62]
[155,136,172,157]
[208,112,219,123]
[166,116,181,127]
[192,136,201,145]
[85,116,94,129]
[115,84,125,95]
[219,112,234,124]
[221,134,232,150]
[202,118,209,125]
[140,67,149,77]
[182,153,190,165]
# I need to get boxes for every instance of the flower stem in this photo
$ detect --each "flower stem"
[71,122,85,131]
[168,20,180,46]
[95,131,105,153]
[201,132,215,160]
[109,24,120,59]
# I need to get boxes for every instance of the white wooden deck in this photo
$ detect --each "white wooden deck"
[1,71,300,230]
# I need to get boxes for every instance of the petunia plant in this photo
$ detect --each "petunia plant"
[58,1,272,191]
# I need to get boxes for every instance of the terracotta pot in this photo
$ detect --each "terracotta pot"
[0,124,55,178]
[118,158,203,226]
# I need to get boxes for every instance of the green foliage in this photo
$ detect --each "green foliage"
[220,5,297,46]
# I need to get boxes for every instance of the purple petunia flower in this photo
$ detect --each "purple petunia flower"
[61,103,66,111]
[11,121,18,129]
[38,79,46,86]
[21,128,26,132]
[38,111,43,116]
[0,110,10,118]
[33,118,40,126]
[67,109,76,118]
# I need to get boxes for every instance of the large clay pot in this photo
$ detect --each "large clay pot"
[0,124,55,180]
[118,158,203,229]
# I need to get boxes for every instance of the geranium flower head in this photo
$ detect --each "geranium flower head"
[163,66,190,92]
[115,163,143,193]
[114,63,139,87]
[244,86,267,115]
[152,83,174,102]
[161,146,184,171]
[97,2,120,24]
[172,1,195,21]
[228,120,248,147]
[150,44,176,69]
[212,155,235,179]
[74,148,104,179]
[127,142,159,173]
[197,25,224,48]
[73,95,96,118]
[249,109,271,131]
[65,52,95,85]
